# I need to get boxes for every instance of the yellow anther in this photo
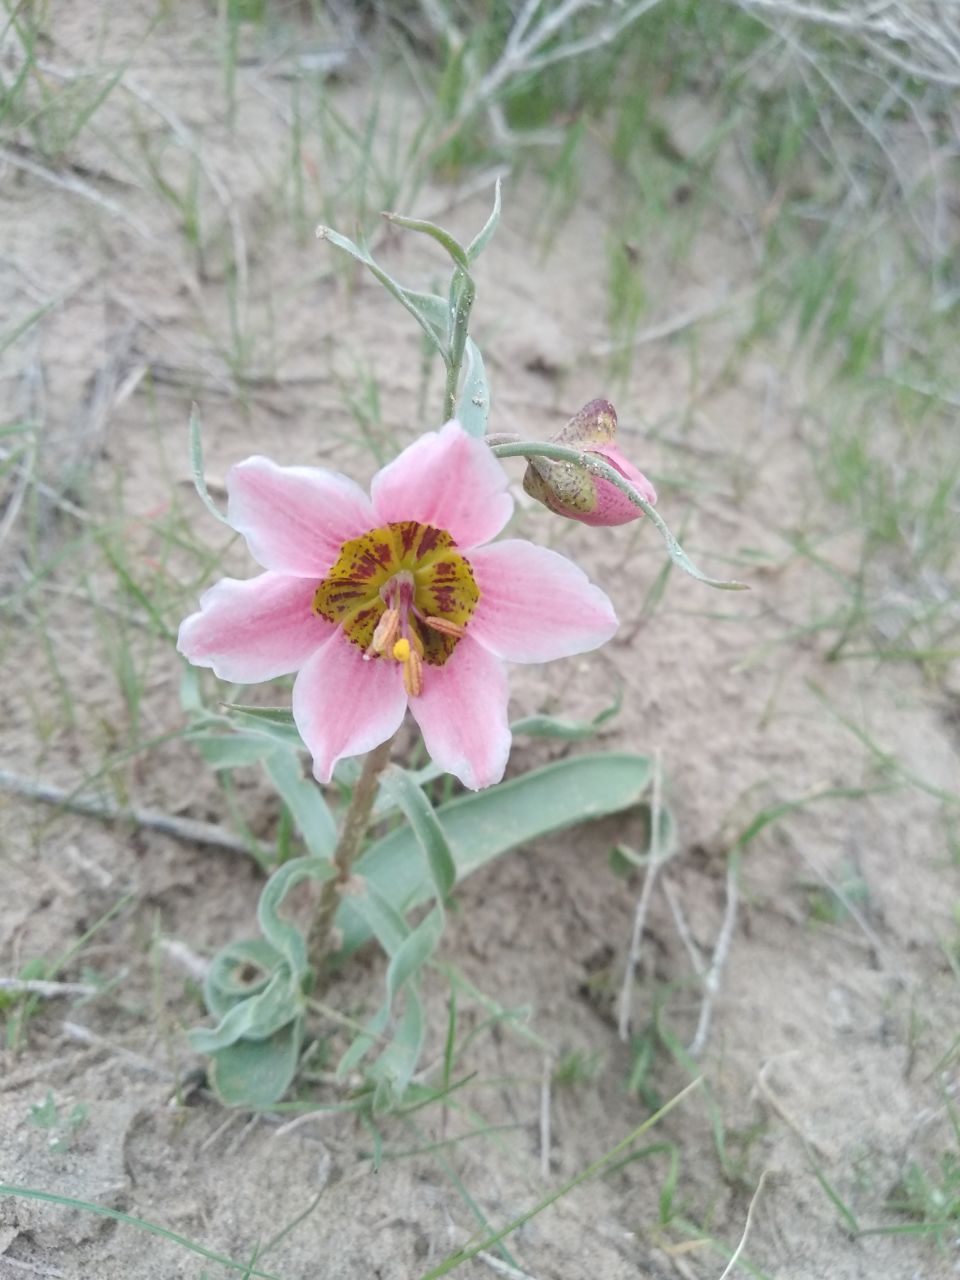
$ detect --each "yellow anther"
[423,615,467,639]
[402,647,424,697]
[393,637,411,662]
[366,606,400,660]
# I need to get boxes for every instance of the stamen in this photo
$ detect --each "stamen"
[392,636,423,696]
[365,606,400,660]
[403,647,423,697]
[423,615,467,639]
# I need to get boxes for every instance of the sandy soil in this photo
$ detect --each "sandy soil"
[1,5,958,1278]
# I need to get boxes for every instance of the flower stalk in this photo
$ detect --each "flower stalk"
[308,733,397,982]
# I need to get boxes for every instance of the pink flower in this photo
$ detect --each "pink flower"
[523,399,657,526]
[178,421,618,790]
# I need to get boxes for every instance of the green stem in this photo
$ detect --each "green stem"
[308,734,396,981]
[490,439,747,592]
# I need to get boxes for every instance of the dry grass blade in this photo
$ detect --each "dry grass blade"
[717,1169,770,1280]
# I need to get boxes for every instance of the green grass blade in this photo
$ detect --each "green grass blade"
[416,1078,702,1280]
[189,405,231,526]
[0,1185,281,1278]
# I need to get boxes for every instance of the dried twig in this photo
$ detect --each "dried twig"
[0,767,252,856]
[0,1254,67,1278]
[444,1225,542,1280]
[539,1054,552,1180]
[688,853,741,1059]
[0,144,203,308]
[157,938,210,982]
[475,1253,543,1280]
[225,1112,261,1156]
[0,145,157,242]
[61,1020,172,1079]
[659,875,706,978]
[617,752,665,1042]
[591,287,757,356]
[199,1111,242,1153]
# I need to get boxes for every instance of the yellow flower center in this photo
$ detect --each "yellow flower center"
[312,521,479,692]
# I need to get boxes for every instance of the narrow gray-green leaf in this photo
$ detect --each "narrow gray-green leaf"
[386,908,444,1003]
[263,749,337,858]
[381,211,469,269]
[347,879,411,958]
[609,804,677,874]
[179,665,204,716]
[189,404,231,525]
[455,337,489,437]
[257,855,335,976]
[316,226,450,357]
[337,1001,389,1079]
[372,985,425,1107]
[190,732,277,770]
[381,765,456,902]
[402,289,452,347]
[511,692,622,742]
[221,704,304,749]
[339,753,652,954]
[466,177,502,264]
[370,760,445,821]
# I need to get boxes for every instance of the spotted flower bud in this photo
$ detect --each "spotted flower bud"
[522,399,656,527]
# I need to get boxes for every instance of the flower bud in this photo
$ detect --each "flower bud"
[522,399,656,527]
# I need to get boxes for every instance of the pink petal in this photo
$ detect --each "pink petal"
[370,420,513,550]
[293,635,408,783]
[227,456,376,576]
[409,638,511,790]
[467,540,618,663]
[178,573,330,683]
